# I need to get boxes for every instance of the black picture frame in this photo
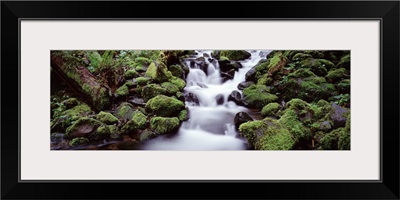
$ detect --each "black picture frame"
[1,1,399,199]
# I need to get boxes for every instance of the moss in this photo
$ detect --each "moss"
[170,77,186,90]
[140,129,157,141]
[220,50,251,61]
[178,109,188,121]
[336,54,350,69]
[92,125,111,140]
[287,68,316,79]
[62,98,79,109]
[145,95,185,117]
[150,117,180,134]
[326,68,348,83]
[300,58,328,76]
[115,102,134,120]
[96,111,118,125]
[131,111,147,129]
[267,52,284,68]
[219,56,229,61]
[124,80,135,88]
[319,128,347,150]
[108,125,120,139]
[65,117,103,138]
[136,77,152,86]
[242,85,278,109]
[141,84,167,102]
[135,65,146,72]
[279,109,310,141]
[81,83,110,111]
[345,113,351,131]
[145,62,172,83]
[261,103,280,117]
[337,79,350,94]
[121,110,147,134]
[318,59,335,70]
[51,103,92,132]
[161,82,179,95]
[292,53,312,61]
[168,64,183,77]
[134,57,152,66]
[338,128,350,150]
[257,74,272,85]
[114,84,129,97]
[239,118,295,150]
[69,137,89,147]
[124,69,138,79]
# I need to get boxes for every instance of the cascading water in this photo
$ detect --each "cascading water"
[142,50,271,150]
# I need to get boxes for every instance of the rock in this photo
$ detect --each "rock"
[150,117,180,134]
[96,111,119,125]
[135,77,152,86]
[239,118,295,150]
[161,82,180,95]
[330,103,349,128]
[184,93,200,105]
[325,68,348,83]
[114,84,129,99]
[300,58,328,76]
[115,102,135,120]
[140,129,157,142]
[237,81,255,90]
[336,54,350,69]
[245,66,257,82]
[141,84,167,102]
[51,133,66,144]
[218,60,242,73]
[211,51,220,59]
[319,121,332,131]
[145,95,185,117]
[128,96,146,106]
[215,94,224,105]
[69,137,89,147]
[170,77,186,90]
[65,117,103,139]
[227,90,242,105]
[220,50,251,61]
[242,85,278,109]
[168,64,184,78]
[145,62,172,83]
[124,69,138,79]
[178,108,189,121]
[62,98,79,109]
[337,79,350,94]
[234,112,253,129]
[51,103,92,132]
[220,69,236,82]
[261,103,280,117]
[121,111,147,134]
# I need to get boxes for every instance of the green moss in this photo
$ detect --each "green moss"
[337,79,350,94]
[220,50,251,61]
[338,128,350,150]
[51,103,92,132]
[108,125,120,139]
[345,113,351,131]
[178,109,188,121]
[292,53,312,61]
[115,84,129,97]
[326,68,348,83]
[69,137,89,147]
[336,54,350,69]
[96,111,118,125]
[140,129,157,141]
[261,103,280,117]
[62,98,79,109]
[300,58,327,76]
[168,64,183,77]
[219,56,229,61]
[145,62,172,83]
[257,74,272,85]
[279,109,310,141]
[134,57,152,66]
[65,117,103,138]
[150,117,180,134]
[124,69,138,79]
[287,68,316,79]
[317,59,335,70]
[142,84,167,102]
[136,77,152,86]
[81,83,110,111]
[239,118,295,150]
[267,52,284,68]
[92,125,111,140]
[121,111,147,134]
[145,95,185,117]
[161,82,179,95]
[115,102,134,120]
[242,85,278,109]
[319,128,347,150]
[170,77,186,90]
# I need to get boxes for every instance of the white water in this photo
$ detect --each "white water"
[142,50,271,150]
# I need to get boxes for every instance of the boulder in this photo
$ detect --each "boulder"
[234,112,253,129]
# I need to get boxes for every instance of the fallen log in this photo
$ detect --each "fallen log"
[51,51,110,111]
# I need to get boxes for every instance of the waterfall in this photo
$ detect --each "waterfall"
[142,50,271,150]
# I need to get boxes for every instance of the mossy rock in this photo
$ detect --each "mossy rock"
[114,84,129,98]
[51,103,92,132]
[338,128,350,150]
[292,53,312,61]
[121,111,147,134]
[81,83,110,111]
[178,109,189,121]
[337,79,350,94]
[91,124,111,140]
[135,77,152,86]
[279,109,311,141]
[140,129,158,141]
[115,102,135,120]
[318,127,347,150]
[261,103,280,117]
[124,69,138,79]
[325,68,348,83]
[161,82,180,95]
[168,64,184,78]
[65,117,103,139]
[220,50,251,61]
[69,137,89,147]
[142,84,167,102]
[300,58,328,76]
[96,111,118,125]
[145,62,173,83]
[170,77,186,90]
[145,95,185,117]
[150,117,180,135]
[336,54,350,69]
[239,118,295,150]
[61,98,79,109]
[242,85,278,109]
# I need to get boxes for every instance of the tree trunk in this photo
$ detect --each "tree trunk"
[51,53,110,111]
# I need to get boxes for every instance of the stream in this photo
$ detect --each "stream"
[141,50,271,150]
